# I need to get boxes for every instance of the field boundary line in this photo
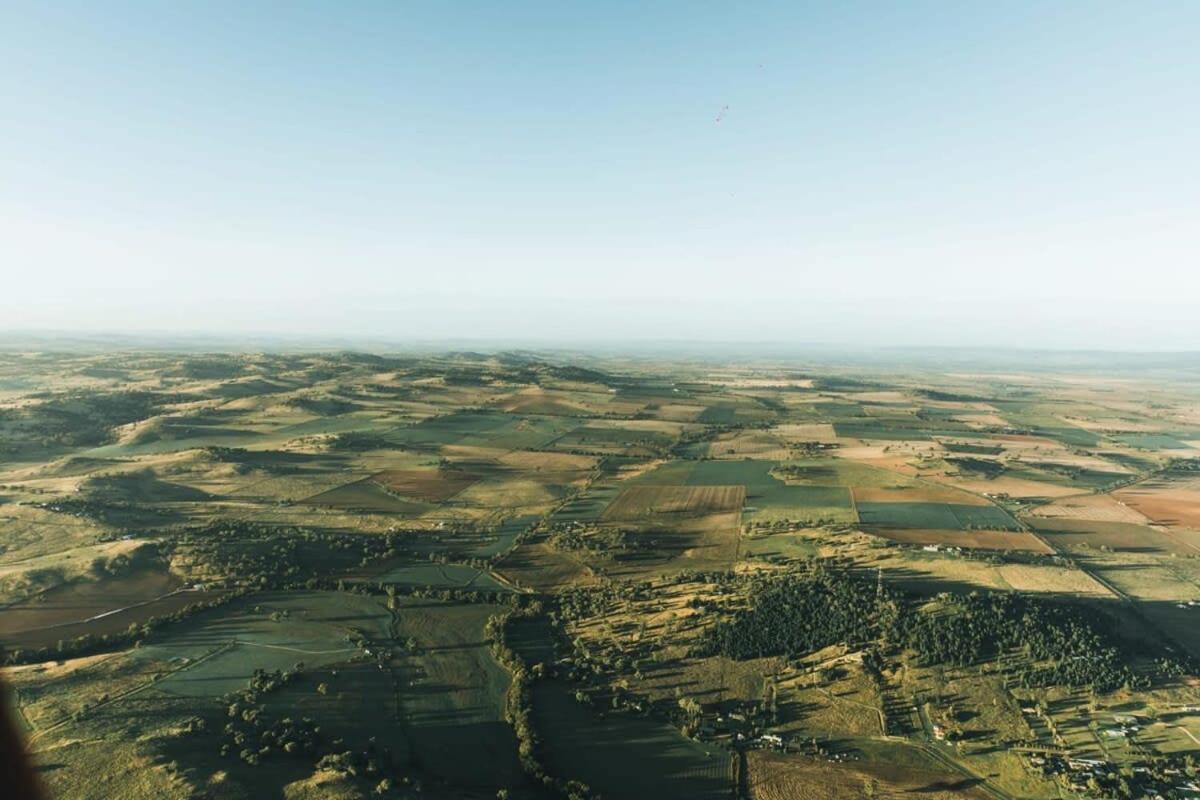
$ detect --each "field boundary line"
[232,639,359,656]
[1174,725,1200,746]
[7,587,200,635]
[28,640,237,747]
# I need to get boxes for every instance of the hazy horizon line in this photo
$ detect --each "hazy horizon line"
[3,328,1200,359]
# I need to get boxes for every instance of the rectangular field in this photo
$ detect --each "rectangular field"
[601,485,745,521]
[865,527,1053,553]
[856,501,1020,530]
[370,468,480,501]
[139,591,392,698]
[1114,478,1200,529]
[388,600,526,790]
[1029,518,1200,555]
[302,478,430,513]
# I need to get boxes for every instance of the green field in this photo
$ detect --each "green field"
[140,591,390,698]
[629,458,857,523]
[390,600,527,790]
[1112,432,1195,451]
[391,412,574,450]
[530,679,734,800]
[856,501,1020,530]
[369,562,512,592]
[8,348,1200,800]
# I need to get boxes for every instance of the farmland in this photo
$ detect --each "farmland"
[3,349,1200,799]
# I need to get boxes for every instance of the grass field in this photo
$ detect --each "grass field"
[139,591,390,698]
[1029,517,1200,555]
[748,746,991,800]
[7,350,1200,800]
[744,531,822,561]
[600,484,745,520]
[549,423,676,455]
[368,561,512,592]
[855,501,1020,530]
[302,478,431,514]
[530,679,734,800]
[389,599,527,791]
[631,458,858,524]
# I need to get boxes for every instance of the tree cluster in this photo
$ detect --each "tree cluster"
[694,566,1191,693]
[486,606,596,800]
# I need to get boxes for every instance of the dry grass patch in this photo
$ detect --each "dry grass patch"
[995,563,1114,597]
[649,403,707,422]
[748,749,990,800]
[496,449,597,472]
[706,430,790,459]
[456,476,567,510]
[498,387,596,415]
[775,423,838,443]
[1030,493,1151,523]
[951,475,1080,500]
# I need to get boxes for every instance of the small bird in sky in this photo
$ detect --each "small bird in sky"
[715,105,729,123]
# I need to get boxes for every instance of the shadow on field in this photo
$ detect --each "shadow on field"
[910,777,984,793]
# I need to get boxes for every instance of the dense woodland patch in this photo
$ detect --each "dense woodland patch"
[696,565,1189,692]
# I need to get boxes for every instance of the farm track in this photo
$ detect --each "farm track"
[7,586,198,634]
[1174,725,1200,746]
[912,703,1014,800]
[232,639,358,656]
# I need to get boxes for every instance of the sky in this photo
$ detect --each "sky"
[2,1,1198,350]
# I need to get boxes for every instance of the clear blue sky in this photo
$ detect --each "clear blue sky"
[2,2,1197,349]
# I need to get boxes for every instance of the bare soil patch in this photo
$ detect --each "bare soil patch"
[370,469,480,502]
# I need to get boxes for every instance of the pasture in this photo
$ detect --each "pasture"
[302,477,430,514]
[368,561,512,592]
[600,484,745,521]
[530,679,734,800]
[139,591,390,698]
[1029,517,1199,555]
[747,746,992,800]
[7,350,1200,800]
[855,501,1020,530]
[389,599,525,790]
